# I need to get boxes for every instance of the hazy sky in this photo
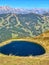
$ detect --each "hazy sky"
[0,0,49,9]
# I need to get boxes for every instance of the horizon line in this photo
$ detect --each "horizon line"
[0,5,49,9]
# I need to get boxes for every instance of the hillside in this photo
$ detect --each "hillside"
[0,7,49,65]
[0,13,49,42]
[0,30,49,65]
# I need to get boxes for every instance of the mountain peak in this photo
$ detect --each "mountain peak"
[0,6,49,14]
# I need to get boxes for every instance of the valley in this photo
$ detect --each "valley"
[0,7,49,65]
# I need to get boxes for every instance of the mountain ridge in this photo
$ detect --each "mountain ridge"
[0,6,49,15]
[0,13,49,42]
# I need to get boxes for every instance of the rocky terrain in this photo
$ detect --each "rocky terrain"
[0,12,49,42]
[0,6,49,43]
[0,6,49,65]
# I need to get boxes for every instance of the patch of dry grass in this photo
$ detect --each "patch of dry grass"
[0,31,49,65]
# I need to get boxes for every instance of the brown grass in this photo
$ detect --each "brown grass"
[0,31,49,65]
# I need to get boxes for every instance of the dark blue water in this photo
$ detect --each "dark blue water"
[0,41,45,56]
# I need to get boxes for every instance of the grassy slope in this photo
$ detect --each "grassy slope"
[0,13,49,43]
[0,31,49,65]
[0,13,49,65]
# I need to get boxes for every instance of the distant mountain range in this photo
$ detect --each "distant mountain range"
[0,6,49,43]
[0,6,49,15]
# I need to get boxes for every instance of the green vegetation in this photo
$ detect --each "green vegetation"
[0,13,49,43]
[0,13,49,65]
